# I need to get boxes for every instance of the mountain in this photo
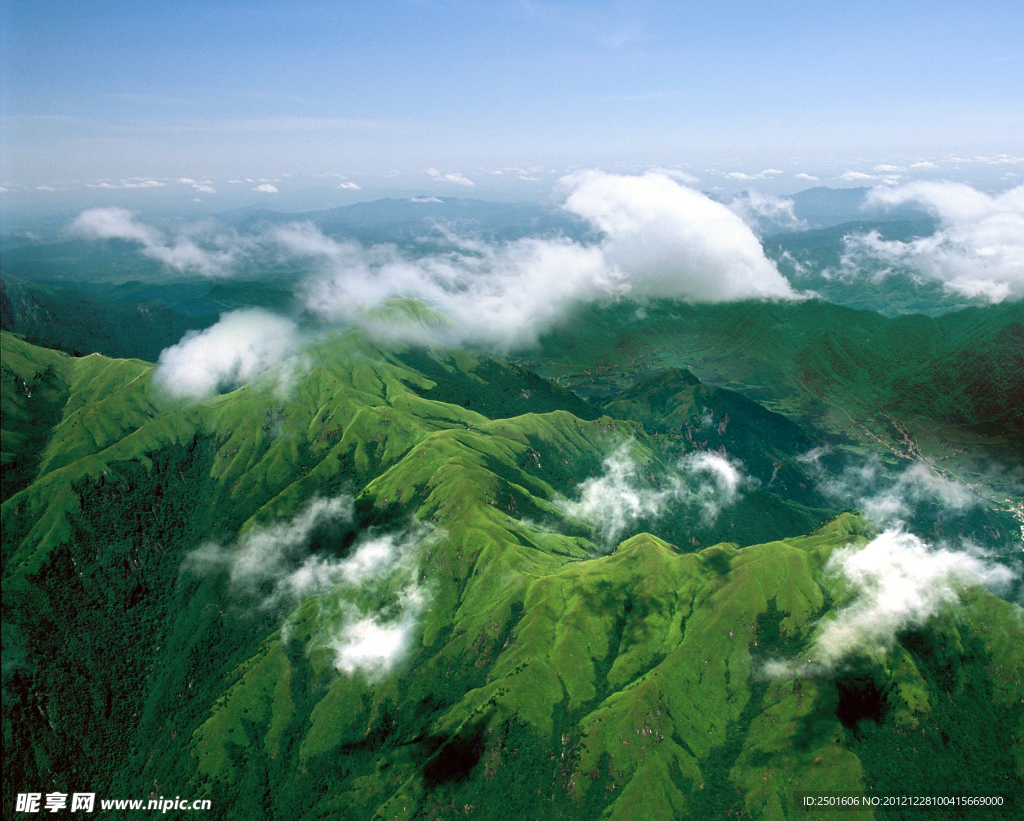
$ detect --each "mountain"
[3,304,1022,821]
[214,197,591,246]
[523,298,1024,436]
[1,276,215,361]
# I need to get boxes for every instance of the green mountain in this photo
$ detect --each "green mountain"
[3,303,1022,820]
[1,275,214,361]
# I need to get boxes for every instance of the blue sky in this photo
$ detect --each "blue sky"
[2,0,1022,210]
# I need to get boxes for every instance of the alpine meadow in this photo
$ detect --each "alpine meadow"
[3,2,1024,820]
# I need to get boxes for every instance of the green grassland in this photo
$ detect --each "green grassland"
[2,296,1023,820]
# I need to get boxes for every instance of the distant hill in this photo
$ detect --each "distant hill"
[215,196,593,246]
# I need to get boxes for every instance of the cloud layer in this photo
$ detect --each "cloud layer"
[765,529,1015,678]
[563,171,800,302]
[77,171,802,354]
[843,182,1024,301]
[184,497,434,681]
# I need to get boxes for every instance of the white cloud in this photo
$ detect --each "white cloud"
[679,451,746,527]
[71,206,158,246]
[840,171,876,181]
[847,181,1024,300]
[427,168,475,186]
[70,207,250,276]
[558,443,677,547]
[724,169,782,181]
[336,181,361,190]
[802,451,980,528]
[649,167,699,185]
[328,584,428,679]
[727,191,806,233]
[254,183,279,193]
[444,172,474,186]
[185,496,355,601]
[183,498,434,682]
[292,225,615,349]
[558,444,751,547]
[287,171,800,348]
[563,170,800,302]
[75,171,803,350]
[153,309,303,399]
[765,529,1015,677]
[911,161,939,169]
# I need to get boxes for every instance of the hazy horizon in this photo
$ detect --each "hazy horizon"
[2,0,1022,219]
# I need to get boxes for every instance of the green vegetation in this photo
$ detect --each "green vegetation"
[2,291,1022,820]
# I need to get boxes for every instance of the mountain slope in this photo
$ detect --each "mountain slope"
[2,321,1022,821]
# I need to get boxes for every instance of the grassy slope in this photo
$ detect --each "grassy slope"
[2,321,1023,821]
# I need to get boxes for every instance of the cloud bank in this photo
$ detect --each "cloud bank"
[843,182,1024,301]
[152,309,304,399]
[184,497,434,681]
[765,529,1015,678]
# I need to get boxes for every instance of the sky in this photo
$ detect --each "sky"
[2,0,1023,214]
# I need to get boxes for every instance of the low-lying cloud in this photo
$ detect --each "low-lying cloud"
[680,450,746,527]
[183,496,434,681]
[765,529,1015,678]
[558,444,677,546]
[799,450,980,528]
[563,171,800,302]
[70,207,251,276]
[152,309,304,399]
[726,191,806,234]
[558,443,751,547]
[842,182,1024,301]
[293,171,800,348]
[77,171,803,354]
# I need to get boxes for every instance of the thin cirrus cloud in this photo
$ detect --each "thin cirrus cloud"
[844,181,1024,301]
